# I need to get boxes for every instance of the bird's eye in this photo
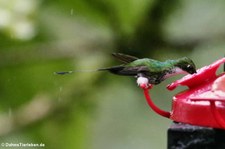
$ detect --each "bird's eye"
[185,64,196,74]
[187,65,191,68]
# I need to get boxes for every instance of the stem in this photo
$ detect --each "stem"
[143,88,171,118]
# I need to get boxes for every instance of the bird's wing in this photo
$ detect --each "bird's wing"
[120,66,149,75]
[112,53,139,64]
[99,65,149,76]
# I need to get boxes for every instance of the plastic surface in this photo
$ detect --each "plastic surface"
[141,58,225,129]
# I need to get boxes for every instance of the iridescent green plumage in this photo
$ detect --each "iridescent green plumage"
[99,53,196,84]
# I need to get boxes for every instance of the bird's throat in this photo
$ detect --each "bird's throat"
[163,67,187,79]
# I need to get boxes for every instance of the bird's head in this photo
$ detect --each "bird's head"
[174,57,197,74]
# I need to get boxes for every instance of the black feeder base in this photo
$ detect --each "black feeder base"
[167,122,225,149]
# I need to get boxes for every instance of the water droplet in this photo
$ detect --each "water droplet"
[59,86,63,92]
[70,9,74,15]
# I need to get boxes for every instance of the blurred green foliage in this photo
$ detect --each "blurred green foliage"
[0,0,225,149]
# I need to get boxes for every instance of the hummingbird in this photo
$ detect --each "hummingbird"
[98,53,197,85]
[55,53,196,85]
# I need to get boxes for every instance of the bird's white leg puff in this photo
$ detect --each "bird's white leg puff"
[137,76,148,86]
[137,76,152,89]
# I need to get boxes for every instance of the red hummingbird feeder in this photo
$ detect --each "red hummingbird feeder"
[141,57,225,129]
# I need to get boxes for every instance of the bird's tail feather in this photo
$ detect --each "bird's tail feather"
[54,70,98,75]
[55,53,138,75]
[98,66,125,74]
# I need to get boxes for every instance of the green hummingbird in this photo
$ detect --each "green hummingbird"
[55,53,196,85]
[98,53,197,85]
